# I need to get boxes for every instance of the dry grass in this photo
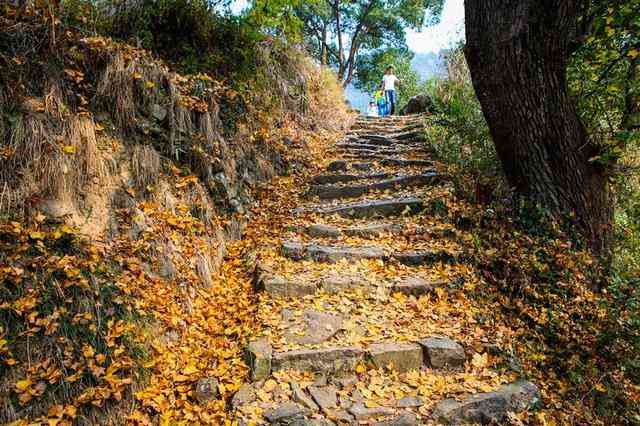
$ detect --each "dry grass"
[131,144,161,193]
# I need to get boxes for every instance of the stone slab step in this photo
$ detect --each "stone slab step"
[305,223,403,238]
[282,242,456,266]
[254,263,442,298]
[309,173,440,200]
[315,197,425,219]
[246,335,467,380]
[282,241,385,263]
[312,172,390,185]
[380,158,434,167]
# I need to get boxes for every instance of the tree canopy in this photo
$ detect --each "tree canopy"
[294,0,444,86]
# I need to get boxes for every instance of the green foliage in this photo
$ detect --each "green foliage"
[422,47,499,200]
[354,47,419,108]
[568,1,640,280]
[246,0,304,42]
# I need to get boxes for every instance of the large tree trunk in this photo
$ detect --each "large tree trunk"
[464,0,613,253]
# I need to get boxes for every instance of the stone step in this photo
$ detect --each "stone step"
[309,173,440,200]
[315,197,425,218]
[246,335,467,381]
[254,262,442,298]
[281,241,457,266]
[282,241,385,263]
[380,158,434,167]
[304,222,403,238]
[312,172,390,185]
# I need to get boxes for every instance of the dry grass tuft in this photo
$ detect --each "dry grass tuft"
[131,144,161,193]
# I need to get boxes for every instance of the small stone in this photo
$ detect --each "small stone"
[420,336,465,370]
[327,160,348,172]
[392,277,438,297]
[194,377,219,403]
[396,396,423,408]
[231,384,256,410]
[263,402,309,424]
[308,386,338,411]
[307,224,342,238]
[348,403,395,420]
[326,409,354,423]
[291,382,319,411]
[373,412,418,426]
[368,342,423,373]
[332,375,357,389]
[246,337,272,381]
[352,162,373,171]
[151,104,167,121]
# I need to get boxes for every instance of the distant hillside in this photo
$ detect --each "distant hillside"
[411,51,445,80]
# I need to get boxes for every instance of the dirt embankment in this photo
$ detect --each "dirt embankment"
[0,8,350,424]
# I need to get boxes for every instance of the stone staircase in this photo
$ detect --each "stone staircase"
[234,115,540,425]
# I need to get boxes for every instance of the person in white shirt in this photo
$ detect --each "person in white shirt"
[382,66,400,115]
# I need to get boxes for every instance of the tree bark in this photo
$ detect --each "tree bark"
[465,0,613,253]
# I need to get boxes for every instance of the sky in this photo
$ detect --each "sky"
[228,0,465,54]
[406,0,465,53]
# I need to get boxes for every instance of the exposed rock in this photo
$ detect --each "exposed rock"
[264,402,309,424]
[326,409,354,423]
[193,377,219,403]
[327,160,348,172]
[291,382,319,411]
[232,383,256,410]
[373,412,419,426]
[246,337,272,381]
[348,403,395,420]
[151,103,168,121]
[317,197,425,219]
[282,241,385,263]
[271,347,364,376]
[307,224,342,238]
[352,162,373,171]
[396,396,423,408]
[289,419,335,426]
[367,342,423,373]
[400,95,436,115]
[283,309,343,345]
[332,375,357,389]
[419,336,465,370]
[431,381,541,425]
[393,250,455,266]
[308,386,338,411]
[392,277,438,297]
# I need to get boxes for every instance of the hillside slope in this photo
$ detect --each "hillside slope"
[0,7,349,424]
